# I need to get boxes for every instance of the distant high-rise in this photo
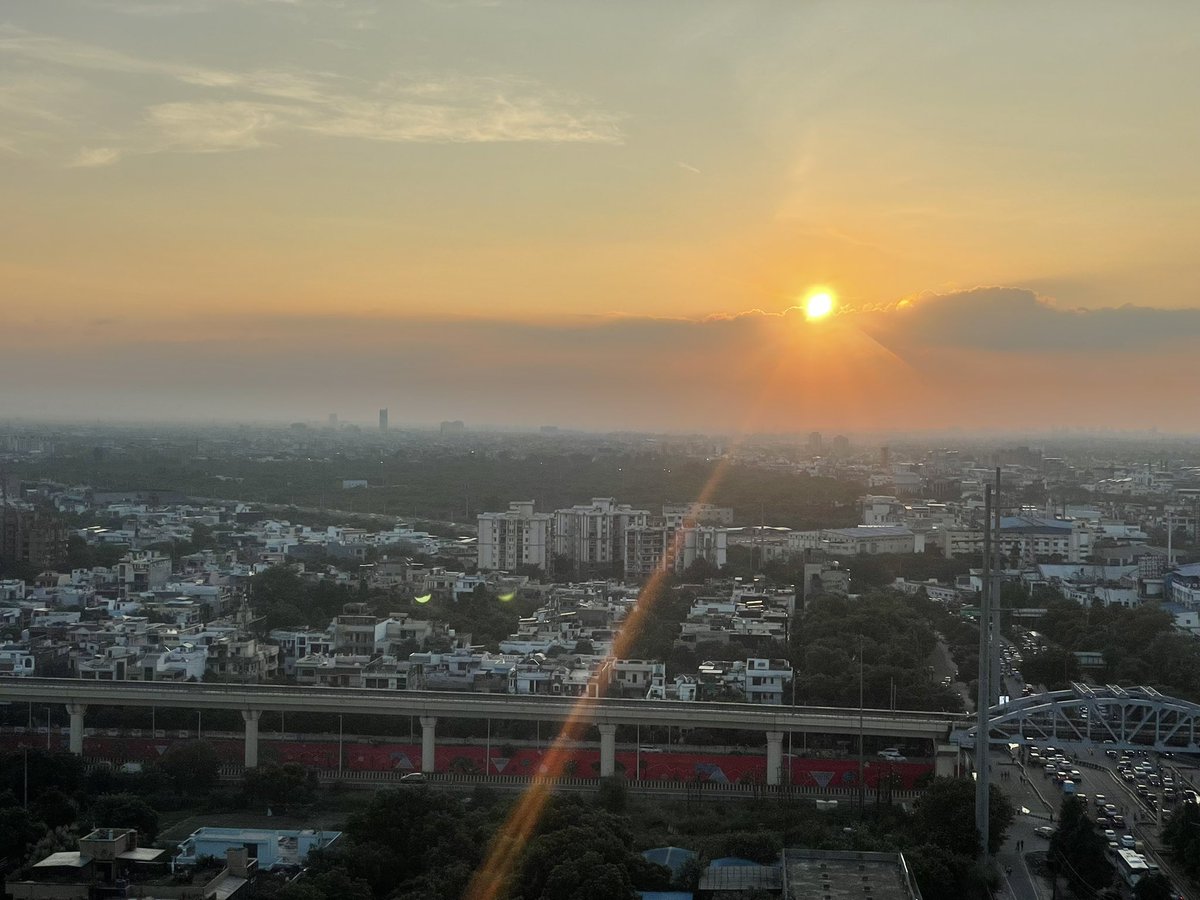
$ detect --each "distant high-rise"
[880,445,890,469]
[378,408,388,432]
[328,413,338,428]
[440,420,466,436]
[808,431,823,453]
[831,434,850,455]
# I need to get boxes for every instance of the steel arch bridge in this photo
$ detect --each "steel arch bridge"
[955,683,1200,753]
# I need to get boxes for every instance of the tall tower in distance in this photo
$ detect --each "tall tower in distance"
[378,408,388,432]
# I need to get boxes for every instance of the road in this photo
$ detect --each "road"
[989,750,1057,900]
[997,740,1198,900]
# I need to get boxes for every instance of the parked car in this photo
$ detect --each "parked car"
[400,772,427,783]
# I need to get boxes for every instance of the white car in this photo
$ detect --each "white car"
[1104,829,1117,841]
[1119,834,1136,849]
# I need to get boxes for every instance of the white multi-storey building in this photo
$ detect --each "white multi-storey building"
[625,524,729,578]
[553,498,649,574]
[476,501,553,572]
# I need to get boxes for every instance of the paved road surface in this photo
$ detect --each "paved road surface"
[990,751,1056,900]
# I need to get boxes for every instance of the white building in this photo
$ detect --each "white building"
[477,501,554,572]
[116,550,172,599]
[553,498,649,574]
[662,503,734,527]
[789,526,918,556]
[623,525,728,578]
[998,517,1095,564]
[742,657,793,705]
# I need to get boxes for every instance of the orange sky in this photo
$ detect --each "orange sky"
[2,3,1199,430]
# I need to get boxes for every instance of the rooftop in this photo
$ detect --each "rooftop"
[783,849,923,900]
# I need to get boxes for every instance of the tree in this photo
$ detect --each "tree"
[156,741,221,795]
[1049,795,1112,896]
[87,793,158,840]
[905,843,982,900]
[0,806,43,864]
[1133,873,1177,900]
[910,777,1014,856]
[597,776,628,813]
[242,763,318,808]
[1164,798,1200,879]
[32,789,78,830]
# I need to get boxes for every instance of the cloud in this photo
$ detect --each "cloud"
[147,101,281,152]
[2,289,1197,430]
[861,286,1200,353]
[0,26,623,162]
[68,146,122,167]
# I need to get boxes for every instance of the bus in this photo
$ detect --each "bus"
[1114,848,1150,886]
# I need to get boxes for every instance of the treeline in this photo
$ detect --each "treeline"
[268,776,1013,900]
[1021,592,1200,700]
[16,448,861,530]
[791,591,966,712]
[0,743,226,875]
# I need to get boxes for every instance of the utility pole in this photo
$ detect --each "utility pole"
[976,485,992,863]
[858,633,865,817]
[992,467,1003,705]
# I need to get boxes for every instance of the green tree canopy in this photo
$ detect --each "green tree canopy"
[87,793,159,840]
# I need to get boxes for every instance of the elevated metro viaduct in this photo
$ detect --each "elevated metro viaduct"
[0,678,967,785]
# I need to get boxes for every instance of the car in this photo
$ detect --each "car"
[1034,825,1055,839]
[1105,804,1118,815]
[1105,749,1118,759]
[1070,769,1082,781]
[1111,814,1125,828]
[1094,794,1107,808]
[1119,834,1136,849]
[1096,816,1111,827]
[399,772,427,783]
[1104,829,1117,841]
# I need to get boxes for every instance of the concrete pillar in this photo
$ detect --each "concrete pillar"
[66,703,87,756]
[599,724,617,777]
[420,716,437,773]
[766,731,784,786]
[241,710,263,768]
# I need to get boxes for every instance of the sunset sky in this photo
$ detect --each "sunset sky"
[3,1,1199,431]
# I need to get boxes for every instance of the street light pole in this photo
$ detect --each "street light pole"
[196,710,201,740]
[338,715,344,776]
[858,634,865,815]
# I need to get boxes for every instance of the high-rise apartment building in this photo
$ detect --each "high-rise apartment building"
[553,497,649,576]
[623,524,728,579]
[0,504,68,571]
[476,501,553,572]
[378,408,388,432]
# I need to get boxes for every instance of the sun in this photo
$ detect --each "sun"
[804,289,836,321]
